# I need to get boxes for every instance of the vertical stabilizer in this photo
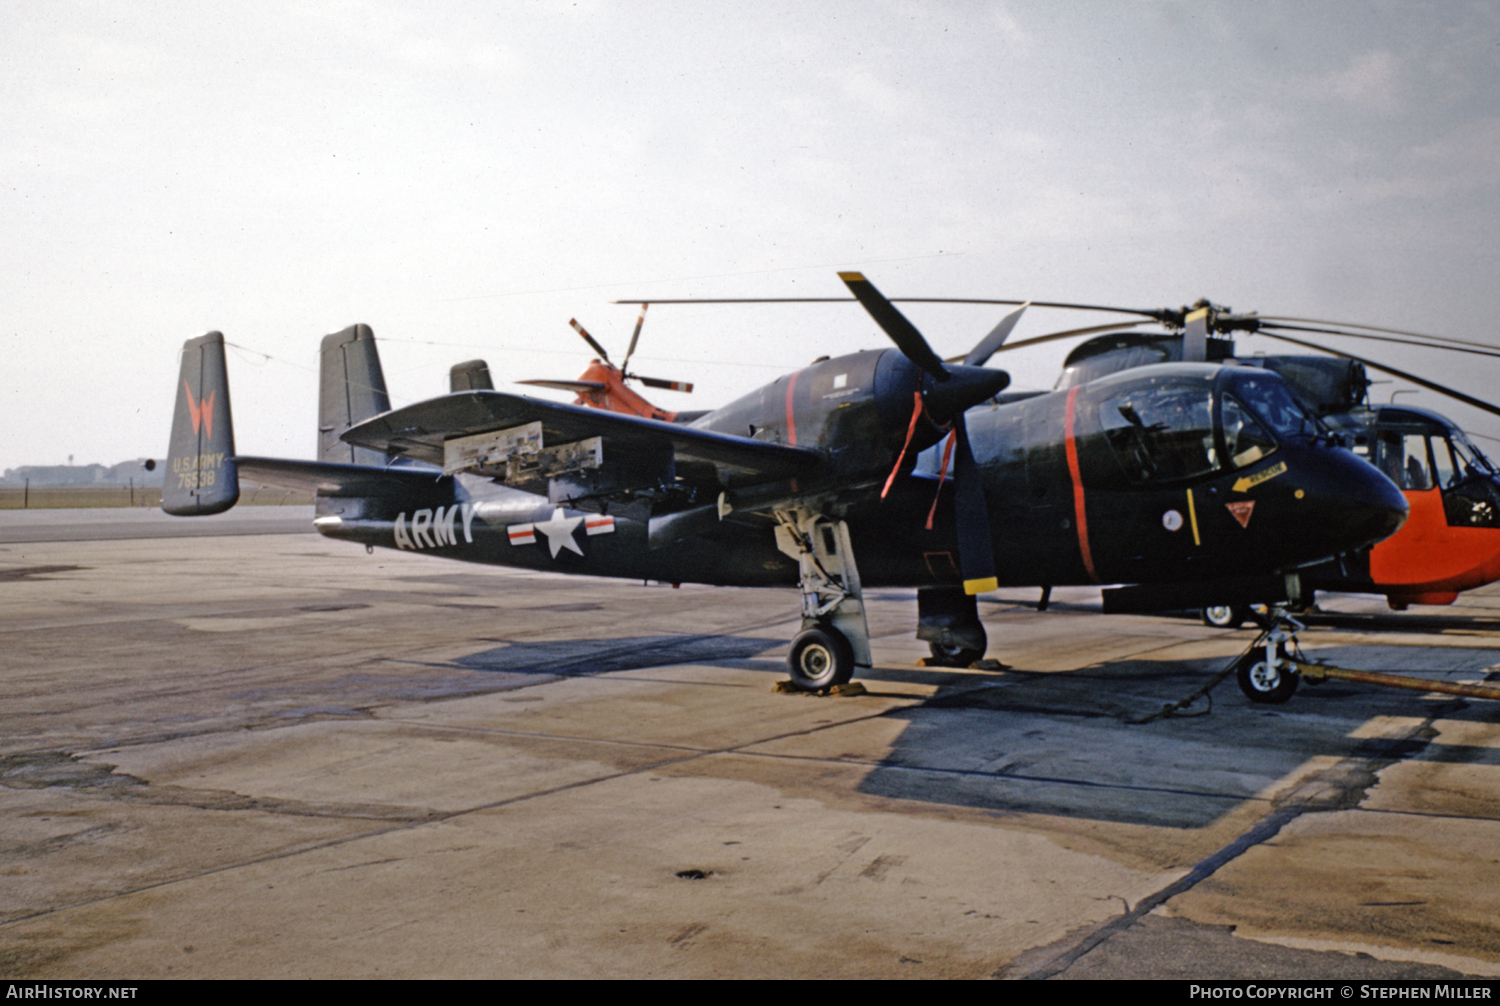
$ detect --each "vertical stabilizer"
[319,324,391,464]
[450,359,494,392]
[163,332,240,515]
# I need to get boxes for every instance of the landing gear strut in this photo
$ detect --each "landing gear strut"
[775,509,871,691]
[1236,607,1306,704]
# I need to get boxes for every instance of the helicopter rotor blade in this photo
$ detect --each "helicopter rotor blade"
[1182,306,1210,363]
[1255,322,1500,361]
[569,319,612,363]
[1259,316,1500,354]
[621,303,649,376]
[1254,330,1500,420]
[963,303,1029,368]
[634,375,694,393]
[517,379,608,394]
[610,295,1172,321]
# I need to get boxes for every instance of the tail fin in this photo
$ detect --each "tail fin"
[319,324,391,464]
[450,359,495,392]
[163,332,240,515]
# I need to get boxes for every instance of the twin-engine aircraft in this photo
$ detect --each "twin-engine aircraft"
[164,274,1408,693]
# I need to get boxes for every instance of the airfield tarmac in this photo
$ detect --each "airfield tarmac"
[2,513,1499,979]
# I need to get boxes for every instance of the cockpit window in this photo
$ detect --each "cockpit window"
[1450,431,1496,477]
[1099,383,1217,484]
[1221,394,1277,469]
[1376,432,1436,490]
[1231,373,1320,442]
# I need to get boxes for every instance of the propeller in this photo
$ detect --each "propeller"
[567,312,694,393]
[837,272,1010,595]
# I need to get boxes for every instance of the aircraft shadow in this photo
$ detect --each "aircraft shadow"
[854,648,1500,829]
[454,633,783,679]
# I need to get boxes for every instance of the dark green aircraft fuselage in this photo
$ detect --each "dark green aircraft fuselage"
[309,356,1407,591]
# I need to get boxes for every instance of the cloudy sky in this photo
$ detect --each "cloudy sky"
[6,1,1500,469]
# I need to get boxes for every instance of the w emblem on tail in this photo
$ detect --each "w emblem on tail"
[184,382,215,439]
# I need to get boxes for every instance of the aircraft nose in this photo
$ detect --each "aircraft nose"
[1285,445,1408,558]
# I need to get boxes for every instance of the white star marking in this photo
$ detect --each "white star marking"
[532,507,584,558]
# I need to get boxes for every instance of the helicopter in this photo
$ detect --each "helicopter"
[163,274,1408,696]
[511,307,702,424]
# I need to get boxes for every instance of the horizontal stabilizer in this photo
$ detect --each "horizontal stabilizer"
[236,457,450,497]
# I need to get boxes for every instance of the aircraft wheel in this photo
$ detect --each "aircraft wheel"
[928,641,984,667]
[1236,644,1299,704]
[787,626,854,691]
[1202,605,1249,629]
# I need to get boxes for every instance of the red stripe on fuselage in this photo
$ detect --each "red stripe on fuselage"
[785,369,799,446]
[1064,386,1099,582]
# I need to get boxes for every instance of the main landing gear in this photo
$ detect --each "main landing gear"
[1235,608,1307,704]
[775,509,871,691]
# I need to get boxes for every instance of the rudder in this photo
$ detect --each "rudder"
[320,324,392,464]
[163,332,240,515]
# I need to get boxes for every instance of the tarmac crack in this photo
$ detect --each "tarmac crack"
[1002,695,1469,980]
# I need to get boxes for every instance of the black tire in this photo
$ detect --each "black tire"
[927,641,984,667]
[1202,605,1248,629]
[1236,643,1299,704]
[787,626,855,690]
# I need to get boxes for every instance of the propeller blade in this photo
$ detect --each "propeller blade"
[952,416,997,595]
[517,379,608,393]
[838,272,950,380]
[963,303,1029,367]
[1254,330,1500,420]
[569,319,612,362]
[621,303,649,375]
[943,322,1148,363]
[635,375,694,393]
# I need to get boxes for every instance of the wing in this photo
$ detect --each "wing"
[339,391,821,488]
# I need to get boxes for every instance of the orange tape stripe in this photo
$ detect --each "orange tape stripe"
[1064,386,1099,582]
[785,370,799,446]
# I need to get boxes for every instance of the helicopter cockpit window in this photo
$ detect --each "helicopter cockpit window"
[1221,394,1277,469]
[1435,431,1500,528]
[1374,432,1435,490]
[1449,431,1496,478]
[1099,383,1217,484]
[1230,373,1320,442]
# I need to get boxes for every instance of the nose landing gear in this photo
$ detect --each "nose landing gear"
[1236,609,1306,704]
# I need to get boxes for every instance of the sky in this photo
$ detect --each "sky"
[5,1,1500,469]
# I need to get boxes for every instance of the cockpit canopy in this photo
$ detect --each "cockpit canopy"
[1092,365,1325,487]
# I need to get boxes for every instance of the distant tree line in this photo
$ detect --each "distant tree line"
[0,459,162,487]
